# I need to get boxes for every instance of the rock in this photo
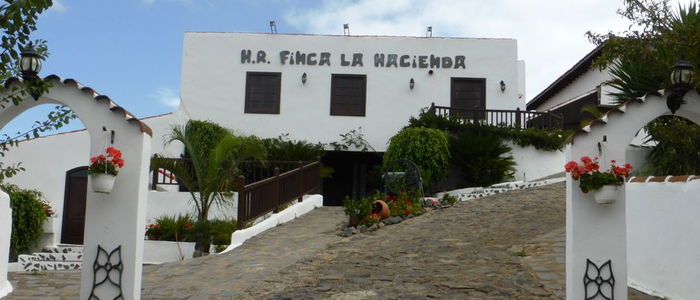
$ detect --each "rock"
[339,227,357,237]
[368,224,378,231]
[358,225,368,233]
[377,222,385,228]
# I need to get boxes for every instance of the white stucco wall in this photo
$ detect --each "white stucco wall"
[0,190,12,298]
[626,179,700,300]
[181,33,523,151]
[509,143,564,181]
[146,191,237,223]
[534,67,611,112]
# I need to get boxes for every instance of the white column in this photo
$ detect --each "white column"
[0,190,13,298]
[566,145,628,300]
[79,132,151,300]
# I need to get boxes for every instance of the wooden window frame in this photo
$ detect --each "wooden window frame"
[330,74,367,117]
[245,72,282,114]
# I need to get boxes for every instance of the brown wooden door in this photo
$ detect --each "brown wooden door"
[451,77,486,119]
[61,167,87,245]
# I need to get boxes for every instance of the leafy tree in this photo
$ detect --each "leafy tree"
[383,127,450,187]
[151,120,266,253]
[0,0,76,181]
[586,0,700,102]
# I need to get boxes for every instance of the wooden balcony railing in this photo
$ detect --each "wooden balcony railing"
[429,103,564,130]
[151,160,315,190]
[237,161,321,229]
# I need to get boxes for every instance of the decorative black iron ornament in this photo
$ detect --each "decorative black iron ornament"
[89,245,124,300]
[583,259,615,300]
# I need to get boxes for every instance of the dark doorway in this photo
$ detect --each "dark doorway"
[321,151,383,206]
[61,166,87,245]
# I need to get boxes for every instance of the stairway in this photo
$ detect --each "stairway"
[18,244,83,272]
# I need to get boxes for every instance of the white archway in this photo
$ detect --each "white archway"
[565,90,700,300]
[0,75,152,300]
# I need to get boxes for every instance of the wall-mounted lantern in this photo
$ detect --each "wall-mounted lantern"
[500,80,506,92]
[668,57,694,114]
[20,42,42,82]
[302,72,307,85]
[410,78,415,90]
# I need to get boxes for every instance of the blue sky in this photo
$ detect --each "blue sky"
[2,0,689,138]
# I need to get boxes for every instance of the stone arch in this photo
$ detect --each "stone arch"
[565,90,700,300]
[0,75,152,300]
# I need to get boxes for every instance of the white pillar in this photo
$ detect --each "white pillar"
[0,190,13,298]
[79,132,151,300]
[566,145,627,300]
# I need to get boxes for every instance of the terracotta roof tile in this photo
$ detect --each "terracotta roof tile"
[4,75,152,137]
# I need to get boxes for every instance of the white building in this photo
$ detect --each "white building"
[2,32,527,248]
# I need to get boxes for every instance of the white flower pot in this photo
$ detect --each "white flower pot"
[42,217,56,233]
[593,185,619,204]
[91,173,116,194]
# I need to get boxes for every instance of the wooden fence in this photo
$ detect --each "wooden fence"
[429,103,564,130]
[237,161,321,229]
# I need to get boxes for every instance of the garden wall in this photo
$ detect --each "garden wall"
[0,191,12,298]
[626,176,700,300]
[509,143,564,181]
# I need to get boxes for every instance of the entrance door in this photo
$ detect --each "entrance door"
[61,167,87,245]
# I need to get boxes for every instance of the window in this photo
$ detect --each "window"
[331,74,367,116]
[245,72,281,114]
[451,77,486,119]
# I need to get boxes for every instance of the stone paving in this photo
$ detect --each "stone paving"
[5,182,662,299]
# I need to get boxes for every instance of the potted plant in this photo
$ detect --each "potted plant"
[342,196,371,227]
[564,156,633,204]
[88,146,125,194]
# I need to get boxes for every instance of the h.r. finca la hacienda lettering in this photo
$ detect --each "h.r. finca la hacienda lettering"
[241,49,467,69]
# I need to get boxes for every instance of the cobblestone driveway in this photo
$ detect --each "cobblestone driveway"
[6,182,660,299]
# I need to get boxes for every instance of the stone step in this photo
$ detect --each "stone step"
[33,252,83,261]
[20,260,82,272]
[43,244,83,255]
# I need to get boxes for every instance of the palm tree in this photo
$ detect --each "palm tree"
[152,120,266,253]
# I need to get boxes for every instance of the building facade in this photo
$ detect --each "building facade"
[181,32,526,151]
[3,32,528,247]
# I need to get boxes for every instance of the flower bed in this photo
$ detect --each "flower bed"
[338,191,457,237]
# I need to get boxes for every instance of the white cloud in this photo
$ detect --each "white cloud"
[149,86,181,109]
[284,0,685,102]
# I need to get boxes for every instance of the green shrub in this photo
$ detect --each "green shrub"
[407,108,569,151]
[209,218,237,246]
[644,116,700,175]
[442,193,458,206]
[342,196,372,224]
[263,134,325,161]
[147,214,195,242]
[3,183,49,256]
[184,120,229,160]
[450,130,515,187]
[383,127,450,187]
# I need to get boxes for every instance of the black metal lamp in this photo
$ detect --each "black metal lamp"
[668,58,694,114]
[20,42,42,81]
[500,80,506,92]
[301,72,307,85]
[410,78,415,90]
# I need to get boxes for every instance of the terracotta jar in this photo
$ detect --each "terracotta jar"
[372,200,391,219]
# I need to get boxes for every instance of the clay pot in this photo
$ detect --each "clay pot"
[372,200,391,220]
